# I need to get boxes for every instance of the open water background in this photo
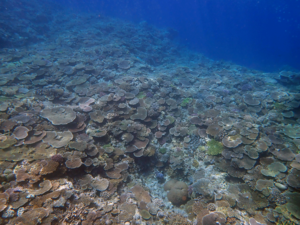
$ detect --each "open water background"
[55,0,300,72]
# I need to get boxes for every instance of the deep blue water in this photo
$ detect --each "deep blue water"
[56,0,300,72]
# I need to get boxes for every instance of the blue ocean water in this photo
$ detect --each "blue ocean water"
[57,0,300,72]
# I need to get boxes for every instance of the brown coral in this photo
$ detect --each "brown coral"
[12,126,30,140]
[40,106,76,125]
[164,179,188,206]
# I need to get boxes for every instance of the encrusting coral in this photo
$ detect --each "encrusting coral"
[206,139,224,155]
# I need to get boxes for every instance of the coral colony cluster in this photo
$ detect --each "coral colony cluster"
[1,0,300,224]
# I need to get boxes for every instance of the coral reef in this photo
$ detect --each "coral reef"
[206,139,224,155]
[164,180,189,206]
[0,2,299,224]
